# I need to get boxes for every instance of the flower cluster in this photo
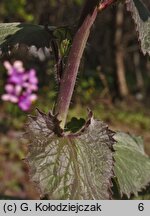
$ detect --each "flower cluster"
[1,61,38,111]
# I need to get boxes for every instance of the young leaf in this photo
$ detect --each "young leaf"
[114,132,150,198]
[25,109,115,199]
[125,0,150,55]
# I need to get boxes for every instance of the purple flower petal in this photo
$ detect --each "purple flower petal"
[29,94,37,101]
[15,85,22,95]
[28,69,38,84]
[3,60,38,111]
[5,84,14,93]
[13,60,24,73]
[9,95,19,103]
[24,83,38,91]
[22,73,29,81]
[8,73,24,84]
[1,94,11,101]
[3,61,13,75]
[1,94,18,103]
[18,95,31,111]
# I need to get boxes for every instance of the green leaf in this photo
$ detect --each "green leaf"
[0,23,73,59]
[65,117,85,133]
[125,0,150,55]
[114,132,150,198]
[0,23,56,58]
[25,109,115,199]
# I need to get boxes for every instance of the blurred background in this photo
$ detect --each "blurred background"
[0,0,150,199]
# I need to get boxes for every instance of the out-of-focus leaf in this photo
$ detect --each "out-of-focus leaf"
[125,0,150,55]
[114,132,150,198]
[0,23,73,59]
[0,23,56,58]
[25,109,114,199]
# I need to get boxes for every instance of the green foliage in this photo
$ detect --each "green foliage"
[4,0,33,22]
[53,26,73,59]
[93,104,150,131]
[114,132,150,198]
[0,23,55,55]
[77,76,97,102]
[26,109,114,199]
[74,0,84,5]
[0,0,150,200]
[125,0,150,55]
[0,22,73,61]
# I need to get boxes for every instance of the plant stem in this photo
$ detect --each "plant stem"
[54,0,99,128]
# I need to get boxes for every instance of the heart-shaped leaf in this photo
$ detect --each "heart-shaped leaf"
[125,0,150,55]
[25,109,115,199]
[114,132,150,198]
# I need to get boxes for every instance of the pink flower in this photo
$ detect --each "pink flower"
[1,60,39,111]
[18,92,37,111]
[2,94,18,103]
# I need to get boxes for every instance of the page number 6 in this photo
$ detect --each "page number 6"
[138,203,144,211]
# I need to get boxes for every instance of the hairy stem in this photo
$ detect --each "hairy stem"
[55,0,100,128]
